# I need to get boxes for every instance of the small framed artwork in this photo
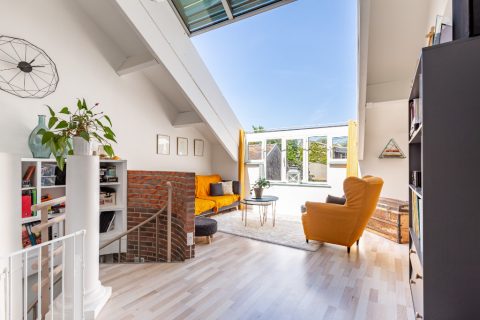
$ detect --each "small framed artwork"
[157,134,170,155]
[194,139,204,157]
[177,137,188,156]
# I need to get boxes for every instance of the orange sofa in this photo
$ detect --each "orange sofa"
[195,175,240,215]
[302,176,384,253]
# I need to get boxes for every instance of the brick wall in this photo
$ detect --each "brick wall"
[126,171,195,262]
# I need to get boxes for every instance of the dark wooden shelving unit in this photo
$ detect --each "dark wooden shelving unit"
[408,37,480,320]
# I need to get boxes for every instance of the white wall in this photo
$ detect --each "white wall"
[359,100,408,200]
[211,144,238,181]
[116,0,243,161]
[0,0,212,174]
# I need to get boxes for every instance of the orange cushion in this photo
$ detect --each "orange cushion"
[195,198,216,215]
[197,195,240,211]
[195,175,222,197]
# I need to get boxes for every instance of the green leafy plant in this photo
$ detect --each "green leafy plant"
[252,178,270,189]
[39,99,116,170]
[252,125,265,133]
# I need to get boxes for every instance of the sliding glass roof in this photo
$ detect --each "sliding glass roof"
[169,0,293,34]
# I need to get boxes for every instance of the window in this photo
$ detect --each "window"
[332,136,348,159]
[266,139,282,181]
[170,0,228,33]
[286,139,303,183]
[169,0,287,33]
[247,141,262,161]
[308,136,327,182]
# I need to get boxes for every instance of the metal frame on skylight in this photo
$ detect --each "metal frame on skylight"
[166,0,296,36]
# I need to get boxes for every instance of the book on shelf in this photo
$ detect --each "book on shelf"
[411,190,421,245]
[21,189,37,218]
[22,165,36,187]
[409,98,422,137]
[23,223,41,247]
[418,198,423,253]
[100,211,116,233]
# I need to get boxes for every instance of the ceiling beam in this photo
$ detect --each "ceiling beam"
[173,111,203,127]
[116,53,158,76]
[221,0,234,20]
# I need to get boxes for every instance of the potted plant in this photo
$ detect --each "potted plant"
[251,178,270,198]
[38,99,116,170]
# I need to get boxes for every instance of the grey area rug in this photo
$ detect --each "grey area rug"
[212,211,322,252]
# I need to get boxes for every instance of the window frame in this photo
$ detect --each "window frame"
[246,140,264,163]
[246,130,348,185]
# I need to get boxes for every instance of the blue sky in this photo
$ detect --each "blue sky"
[192,0,358,130]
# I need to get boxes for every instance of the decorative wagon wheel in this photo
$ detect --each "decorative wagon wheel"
[0,36,59,98]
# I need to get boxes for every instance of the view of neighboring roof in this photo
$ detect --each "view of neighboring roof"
[167,0,294,34]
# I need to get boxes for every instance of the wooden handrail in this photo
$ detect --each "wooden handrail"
[100,181,173,264]
[100,204,167,250]
[31,196,66,211]
[31,265,62,293]
[31,214,66,233]
[31,246,63,270]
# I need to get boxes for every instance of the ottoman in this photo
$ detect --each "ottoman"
[195,217,217,244]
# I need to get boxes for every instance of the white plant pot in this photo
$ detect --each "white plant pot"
[73,136,92,156]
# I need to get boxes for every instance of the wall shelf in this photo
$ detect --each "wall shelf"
[407,38,480,319]
[41,185,66,189]
[20,158,128,256]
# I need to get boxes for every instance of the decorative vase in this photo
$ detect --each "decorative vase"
[254,187,263,199]
[72,136,92,156]
[28,115,51,158]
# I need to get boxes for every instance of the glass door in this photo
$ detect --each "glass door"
[265,139,282,181]
[308,136,328,182]
[286,139,303,183]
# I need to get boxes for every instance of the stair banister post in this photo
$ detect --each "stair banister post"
[167,181,172,263]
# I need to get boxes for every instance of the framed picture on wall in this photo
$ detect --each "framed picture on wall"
[157,134,170,155]
[177,137,188,156]
[194,139,204,157]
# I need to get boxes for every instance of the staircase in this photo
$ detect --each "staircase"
[100,181,173,263]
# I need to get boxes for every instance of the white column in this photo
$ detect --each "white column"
[0,153,21,320]
[66,155,111,319]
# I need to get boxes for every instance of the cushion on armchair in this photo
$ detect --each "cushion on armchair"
[326,194,346,205]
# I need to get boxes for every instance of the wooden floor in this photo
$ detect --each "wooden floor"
[98,232,413,320]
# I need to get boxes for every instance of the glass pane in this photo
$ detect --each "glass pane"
[266,139,282,181]
[248,141,262,160]
[231,0,282,17]
[308,136,327,182]
[332,136,348,159]
[171,0,228,33]
[286,139,303,183]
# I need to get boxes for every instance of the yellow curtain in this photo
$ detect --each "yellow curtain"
[346,120,359,177]
[238,129,246,207]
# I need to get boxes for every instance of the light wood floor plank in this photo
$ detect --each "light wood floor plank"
[98,231,412,320]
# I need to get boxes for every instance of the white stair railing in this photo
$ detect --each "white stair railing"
[1,230,86,320]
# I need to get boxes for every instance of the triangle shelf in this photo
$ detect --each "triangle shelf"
[379,138,406,159]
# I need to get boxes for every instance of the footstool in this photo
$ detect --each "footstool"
[195,217,217,244]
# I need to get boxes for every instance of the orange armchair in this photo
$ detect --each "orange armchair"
[302,176,384,253]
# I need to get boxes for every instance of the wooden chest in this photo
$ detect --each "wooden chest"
[366,197,409,244]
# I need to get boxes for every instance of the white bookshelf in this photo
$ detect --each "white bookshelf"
[99,160,127,255]
[20,158,128,256]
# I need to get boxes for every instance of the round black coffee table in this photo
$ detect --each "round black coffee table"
[240,196,279,227]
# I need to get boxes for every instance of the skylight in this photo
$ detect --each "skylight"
[168,0,294,35]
